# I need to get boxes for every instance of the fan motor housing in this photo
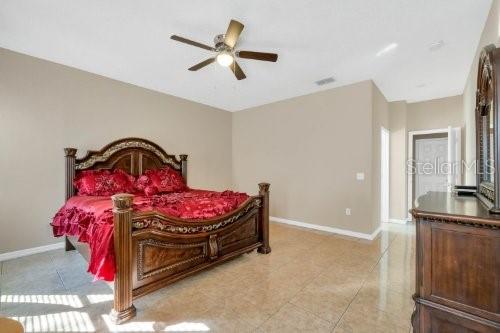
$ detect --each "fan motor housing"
[214,34,230,51]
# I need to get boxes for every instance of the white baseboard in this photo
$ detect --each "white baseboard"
[271,216,382,241]
[386,218,409,224]
[0,242,65,262]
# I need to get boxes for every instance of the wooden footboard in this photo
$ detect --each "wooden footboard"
[62,138,271,324]
[110,183,271,323]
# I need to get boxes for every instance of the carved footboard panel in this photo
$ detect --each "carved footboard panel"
[130,197,263,298]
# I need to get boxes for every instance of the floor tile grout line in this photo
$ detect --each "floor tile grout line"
[56,269,69,291]
[256,227,395,331]
[253,241,354,331]
[251,255,331,330]
[285,298,339,327]
[332,231,406,327]
[331,233,401,331]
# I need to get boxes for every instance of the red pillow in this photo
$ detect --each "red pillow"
[74,169,136,196]
[136,167,186,195]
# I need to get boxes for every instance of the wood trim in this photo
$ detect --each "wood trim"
[131,242,262,299]
[411,209,500,229]
[131,197,261,234]
[136,239,208,280]
[414,297,500,331]
[64,148,77,251]
[257,183,271,254]
[75,137,181,171]
[475,44,500,213]
[180,154,188,183]
[64,148,77,200]
[208,234,218,260]
[110,194,136,324]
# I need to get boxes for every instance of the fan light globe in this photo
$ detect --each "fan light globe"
[216,51,234,67]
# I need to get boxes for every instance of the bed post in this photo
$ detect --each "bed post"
[64,148,77,251]
[110,193,136,324]
[180,154,188,183]
[257,182,272,254]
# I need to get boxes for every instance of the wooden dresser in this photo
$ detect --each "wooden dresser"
[411,192,500,332]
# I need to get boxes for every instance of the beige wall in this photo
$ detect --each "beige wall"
[464,0,500,184]
[371,84,389,229]
[388,101,408,220]
[0,48,232,254]
[406,95,463,132]
[387,95,464,221]
[1,41,472,254]
[408,95,465,181]
[232,80,383,235]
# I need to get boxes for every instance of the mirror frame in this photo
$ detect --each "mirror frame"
[475,44,500,213]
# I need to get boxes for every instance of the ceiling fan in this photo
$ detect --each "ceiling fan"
[170,19,278,80]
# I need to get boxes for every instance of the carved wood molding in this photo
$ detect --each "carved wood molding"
[208,235,218,260]
[475,44,499,209]
[75,138,181,170]
[218,217,258,246]
[132,198,261,234]
[137,239,207,280]
[111,193,136,323]
[476,45,494,112]
[411,209,500,229]
[480,183,495,202]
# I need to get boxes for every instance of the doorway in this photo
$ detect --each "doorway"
[407,127,461,218]
[413,133,449,201]
[381,127,390,223]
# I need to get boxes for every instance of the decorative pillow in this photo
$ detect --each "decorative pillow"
[136,167,186,195]
[74,169,136,196]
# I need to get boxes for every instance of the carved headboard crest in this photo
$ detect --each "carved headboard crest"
[64,137,188,199]
[75,138,181,170]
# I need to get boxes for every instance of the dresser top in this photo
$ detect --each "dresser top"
[412,192,500,228]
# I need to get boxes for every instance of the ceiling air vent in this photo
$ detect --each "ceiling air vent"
[315,77,335,86]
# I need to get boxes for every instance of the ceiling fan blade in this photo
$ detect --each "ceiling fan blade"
[171,35,215,51]
[224,19,244,48]
[230,61,246,80]
[188,58,216,71]
[236,51,278,62]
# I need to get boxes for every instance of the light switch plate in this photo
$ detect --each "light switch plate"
[356,172,365,180]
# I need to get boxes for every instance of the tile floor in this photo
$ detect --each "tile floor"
[0,222,415,332]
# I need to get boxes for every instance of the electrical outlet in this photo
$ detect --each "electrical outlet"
[345,208,351,216]
[356,172,365,180]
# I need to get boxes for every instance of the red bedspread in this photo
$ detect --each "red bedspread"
[51,190,249,281]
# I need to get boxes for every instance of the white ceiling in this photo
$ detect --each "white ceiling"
[0,0,492,111]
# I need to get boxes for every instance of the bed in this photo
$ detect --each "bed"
[54,137,271,324]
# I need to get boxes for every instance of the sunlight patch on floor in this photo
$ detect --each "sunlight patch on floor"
[164,322,210,332]
[102,315,156,332]
[1,295,83,308]
[10,311,95,332]
[102,315,211,332]
[86,294,114,304]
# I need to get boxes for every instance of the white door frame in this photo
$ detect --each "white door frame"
[407,127,461,219]
[381,127,390,223]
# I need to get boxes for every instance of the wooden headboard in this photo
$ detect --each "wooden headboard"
[64,138,188,199]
